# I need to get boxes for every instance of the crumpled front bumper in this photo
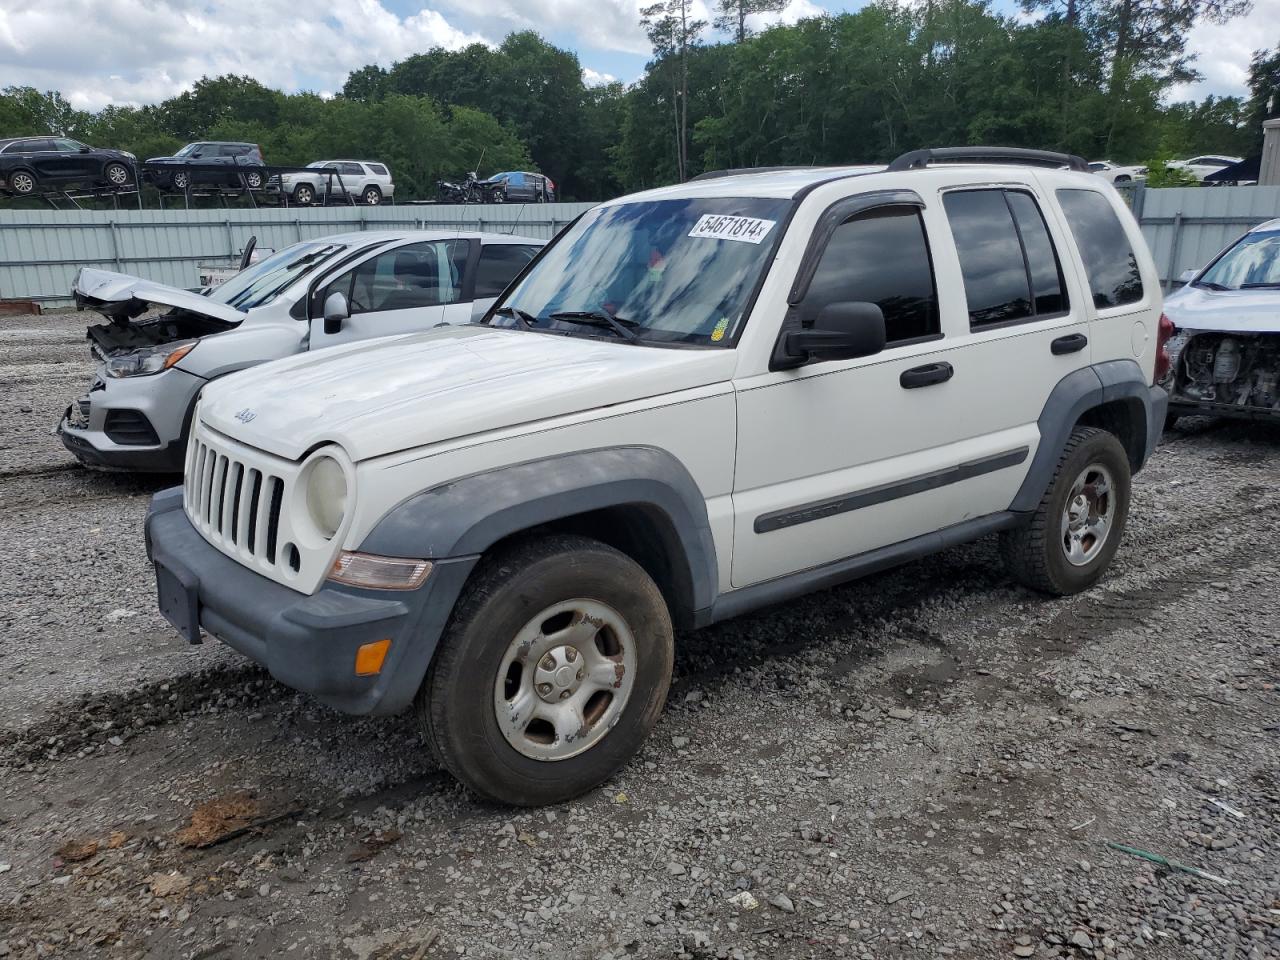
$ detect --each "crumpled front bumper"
[144,488,476,716]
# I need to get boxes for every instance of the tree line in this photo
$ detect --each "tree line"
[1,0,1277,202]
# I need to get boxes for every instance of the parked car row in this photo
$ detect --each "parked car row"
[1088,155,1247,186]
[56,146,1183,807]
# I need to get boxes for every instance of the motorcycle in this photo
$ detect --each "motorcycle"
[436,171,502,204]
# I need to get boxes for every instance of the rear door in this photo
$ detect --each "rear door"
[309,238,473,347]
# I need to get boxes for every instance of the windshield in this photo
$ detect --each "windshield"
[175,143,201,157]
[1197,230,1280,290]
[208,241,348,312]
[490,196,790,346]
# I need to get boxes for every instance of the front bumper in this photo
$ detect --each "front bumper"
[144,489,477,716]
[57,366,202,473]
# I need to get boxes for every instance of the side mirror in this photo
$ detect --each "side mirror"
[785,301,887,363]
[78,145,90,154]
[322,291,349,335]
[1178,268,1198,284]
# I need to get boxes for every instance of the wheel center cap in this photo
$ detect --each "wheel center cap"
[554,666,575,688]
[534,644,584,701]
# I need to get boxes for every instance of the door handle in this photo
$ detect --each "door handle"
[1051,333,1088,355]
[900,361,954,389]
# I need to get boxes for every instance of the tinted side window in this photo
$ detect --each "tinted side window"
[1056,189,1144,309]
[1006,192,1067,315]
[368,164,388,176]
[944,191,1033,327]
[474,245,538,298]
[340,162,363,176]
[802,207,939,343]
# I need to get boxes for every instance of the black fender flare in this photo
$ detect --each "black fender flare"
[359,445,720,619]
[1010,359,1164,513]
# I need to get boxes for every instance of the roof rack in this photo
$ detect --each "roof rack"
[887,147,1089,173]
[690,166,819,182]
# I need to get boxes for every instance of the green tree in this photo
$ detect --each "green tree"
[714,0,788,43]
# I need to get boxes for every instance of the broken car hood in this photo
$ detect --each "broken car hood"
[1164,284,1280,335]
[74,267,245,325]
[198,325,736,462]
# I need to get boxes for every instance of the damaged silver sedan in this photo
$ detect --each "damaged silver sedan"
[1162,218,1280,428]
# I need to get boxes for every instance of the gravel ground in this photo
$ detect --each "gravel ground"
[0,313,1277,960]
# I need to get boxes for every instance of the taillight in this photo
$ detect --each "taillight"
[1154,313,1176,383]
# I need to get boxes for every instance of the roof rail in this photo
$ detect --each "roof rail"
[887,147,1090,173]
[690,166,818,182]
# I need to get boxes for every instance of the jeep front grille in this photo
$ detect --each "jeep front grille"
[185,434,289,565]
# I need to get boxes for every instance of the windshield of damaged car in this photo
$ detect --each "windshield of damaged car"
[488,197,790,345]
[207,241,347,312]
[1197,230,1280,290]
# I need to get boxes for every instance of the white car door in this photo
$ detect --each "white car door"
[308,239,472,348]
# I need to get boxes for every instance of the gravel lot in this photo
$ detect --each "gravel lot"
[1,313,1277,960]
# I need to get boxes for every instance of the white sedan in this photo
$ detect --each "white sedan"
[1167,155,1243,181]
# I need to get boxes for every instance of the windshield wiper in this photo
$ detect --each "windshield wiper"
[493,305,538,329]
[1192,280,1231,291]
[1239,282,1280,289]
[549,308,641,343]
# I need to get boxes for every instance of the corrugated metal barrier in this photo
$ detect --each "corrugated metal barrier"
[4,188,1280,306]
[0,202,595,306]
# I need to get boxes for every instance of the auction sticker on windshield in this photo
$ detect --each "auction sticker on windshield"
[688,215,776,244]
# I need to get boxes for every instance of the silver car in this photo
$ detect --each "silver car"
[59,230,543,472]
[279,160,393,205]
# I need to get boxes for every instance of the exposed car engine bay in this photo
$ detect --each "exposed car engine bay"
[1171,332,1280,413]
[84,308,235,357]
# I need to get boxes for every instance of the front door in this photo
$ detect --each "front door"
[309,238,473,348]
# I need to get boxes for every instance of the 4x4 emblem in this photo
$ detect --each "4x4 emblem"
[234,408,256,423]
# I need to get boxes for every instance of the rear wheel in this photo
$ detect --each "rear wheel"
[1000,426,1131,596]
[420,535,674,806]
[362,186,382,205]
[9,169,36,195]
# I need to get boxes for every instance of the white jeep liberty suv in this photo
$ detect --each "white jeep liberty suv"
[145,147,1171,805]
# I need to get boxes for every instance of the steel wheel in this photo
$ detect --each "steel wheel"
[10,171,35,194]
[1061,463,1115,567]
[105,163,130,186]
[494,599,637,762]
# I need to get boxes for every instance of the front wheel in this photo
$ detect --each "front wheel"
[244,169,264,189]
[293,183,315,205]
[172,171,190,191]
[1000,426,1131,596]
[104,162,132,187]
[420,535,674,806]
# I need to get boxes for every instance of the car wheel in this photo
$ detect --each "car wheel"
[172,171,190,190]
[244,170,264,189]
[420,534,674,806]
[492,189,506,204]
[362,186,382,205]
[1115,175,1131,183]
[1000,426,1131,596]
[9,169,37,195]
[104,162,132,187]
[294,184,315,205]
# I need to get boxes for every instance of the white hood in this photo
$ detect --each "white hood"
[198,325,737,462]
[74,267,245,325]
[1164,284,1280,335]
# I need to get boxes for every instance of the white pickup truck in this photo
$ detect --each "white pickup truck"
[145,148,1170,805]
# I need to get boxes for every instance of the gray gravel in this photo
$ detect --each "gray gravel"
[0,312,1277,960]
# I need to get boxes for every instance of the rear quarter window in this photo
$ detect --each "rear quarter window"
[1055,189,1144,309]
[368,164,389,176]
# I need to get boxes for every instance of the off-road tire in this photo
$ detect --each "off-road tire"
[1000,426,1131,596]
[419,534,674,806]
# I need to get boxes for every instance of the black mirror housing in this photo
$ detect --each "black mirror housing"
[322,291,350,335]
[784,301,886,364]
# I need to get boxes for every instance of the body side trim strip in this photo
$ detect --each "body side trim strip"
[753,446,1029,534]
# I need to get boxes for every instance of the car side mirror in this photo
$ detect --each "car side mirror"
[1178,268,1198,284]
[78,145,90,154]
[322,291,349,334]
[784,301,887,363]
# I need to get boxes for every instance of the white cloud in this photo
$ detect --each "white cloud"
[746,0,825,32]
[0,0,489,108]
[1168,2,1279,102]
[435,0,654,56]
[582,67,619,87]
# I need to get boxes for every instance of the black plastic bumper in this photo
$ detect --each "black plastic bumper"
[1146,384,1170,458]
[144,488,477,716]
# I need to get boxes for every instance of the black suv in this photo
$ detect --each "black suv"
[0,137,137,195]
[144,142,267,191]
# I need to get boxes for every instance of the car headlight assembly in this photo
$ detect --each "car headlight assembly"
[104,341,196,378]
[304,454,348,540]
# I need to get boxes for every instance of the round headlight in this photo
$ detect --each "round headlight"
[305,455,347,539]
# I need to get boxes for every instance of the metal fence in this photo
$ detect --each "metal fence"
[0,202,595,306]
[4,187,1280,307]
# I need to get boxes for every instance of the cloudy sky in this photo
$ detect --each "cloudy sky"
[0,0,1270,112]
